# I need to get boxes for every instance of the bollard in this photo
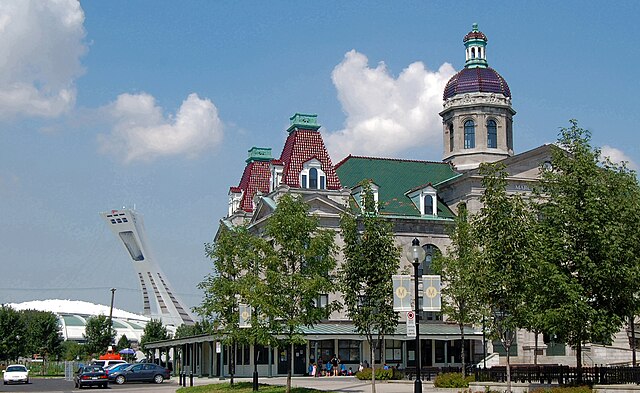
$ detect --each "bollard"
[179,371,184,386]
[190,371,194,386]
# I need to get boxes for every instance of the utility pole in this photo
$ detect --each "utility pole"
[109,288,116,343]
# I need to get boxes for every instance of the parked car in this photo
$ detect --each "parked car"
[3,364,29,384]
[110,363,170,385]
[74,365,108,389]
[104,363,130,379]
[91,359,127,369]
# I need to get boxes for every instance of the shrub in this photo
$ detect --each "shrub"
[434,372,475,388]
[531,386,592,393]
[355,367,404,381]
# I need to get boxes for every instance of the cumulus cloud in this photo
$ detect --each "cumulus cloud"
[98,93,224,163]
[0,0,86,118]
[324,50,456,161]
[601,145,638,170]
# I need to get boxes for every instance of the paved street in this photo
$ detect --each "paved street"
[0,378,180,393]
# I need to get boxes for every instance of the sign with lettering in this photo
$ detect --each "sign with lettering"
[239,304,251,328]
[407,311,416,338]
[393,275,413,311]
[421,275,442,312]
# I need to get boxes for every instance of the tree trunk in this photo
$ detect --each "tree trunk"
[576,340,583,385]
[460,322,466,377]
[534,332,538,365]
[506,347,512,393]
[370,341,376,393]
[286,342,293,393]
[230,340,235,386]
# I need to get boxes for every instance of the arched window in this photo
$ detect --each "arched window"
[464,120,475,149]
[418,244,440,276]
[309,168,318,189]
[449,123,454,152]
[487,119,497,148]
[424,195,434,215]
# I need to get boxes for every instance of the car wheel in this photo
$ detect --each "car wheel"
[115,375,126,385]
[153,374,164,384]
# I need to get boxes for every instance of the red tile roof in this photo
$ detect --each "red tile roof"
[278,128,341,190]
[235,161,271,212]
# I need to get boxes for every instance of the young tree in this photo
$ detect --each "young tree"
[432,203,485,376]
[116,334,131,351]
[0,305,27,362]
[22,309,63,369]
[537,120,640,382]
[140,319,169,353]
[339,181,400,393]
[261,193,338,393]
[196,225,263,385]
[84,315,116,358]
[474,163,540,393]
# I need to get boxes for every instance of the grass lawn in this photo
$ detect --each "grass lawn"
[177,381,337,393]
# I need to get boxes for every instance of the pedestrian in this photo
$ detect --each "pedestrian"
[330,354,339,376]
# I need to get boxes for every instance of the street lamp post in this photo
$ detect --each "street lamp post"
[108,288,116,343]
[405,238,426,393]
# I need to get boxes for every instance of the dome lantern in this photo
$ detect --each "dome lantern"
[464,23,488,69]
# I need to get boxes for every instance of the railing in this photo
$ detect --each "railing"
[474,365,640,385]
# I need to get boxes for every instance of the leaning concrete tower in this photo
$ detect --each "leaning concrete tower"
[440,23,515,170]
[100,209,195,326]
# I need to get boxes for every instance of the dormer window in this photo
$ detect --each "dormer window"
[300,159,326,190]
[352,182,379,213]
[270,164,283,192]
[228,189,243,216]
[406,185,438,216]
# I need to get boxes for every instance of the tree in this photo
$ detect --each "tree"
[0,305,27,362]
[432,203,485,376]
[261,193,338,393]
[22,309,63,370]
[174,320,212,339]
[140,319,169,354]
[116,334,131,351]
[474,163,540,393]
[61,340,85,361]
[196,224,265,385]
[83,315,115,358]
[339,181,400,393]
[536,120,640,382]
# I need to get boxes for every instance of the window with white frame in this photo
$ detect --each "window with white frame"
[351,183,379,212]
[270,165,283,192]
[407,185,437,216]
[228,191,242,216]
[300,160,326,189]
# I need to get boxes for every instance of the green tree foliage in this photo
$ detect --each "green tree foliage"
[0,305,27,362]
[339,181,400,393]
[83,315,116,358]
[536,120,640,381]
[116,334,131,351]
[197,224,268,385]
[61,340,85,361]
[140,319,168,353]
[474,163,540,393]
[22,310,63,365]
[432,203,485,376]
[174,320,212,339]
[261,193,338,393]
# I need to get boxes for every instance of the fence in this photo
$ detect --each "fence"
[405,365,640,385]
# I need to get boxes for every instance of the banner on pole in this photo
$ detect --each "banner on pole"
[393,275,413,311]
[421,275,441,311]
[239,304,251,328]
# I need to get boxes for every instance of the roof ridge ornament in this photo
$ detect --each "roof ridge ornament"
[287,113,321,133]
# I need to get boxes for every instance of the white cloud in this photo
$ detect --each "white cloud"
[0,0,86,118]
[98,93,224,163]
[324,50,456,161]
[601,145,638,170]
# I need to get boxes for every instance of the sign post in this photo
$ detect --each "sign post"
[406,311,416,338]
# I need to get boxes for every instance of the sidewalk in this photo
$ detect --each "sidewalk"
[177,375,438,392]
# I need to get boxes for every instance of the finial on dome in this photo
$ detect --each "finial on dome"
[472,22,478,31]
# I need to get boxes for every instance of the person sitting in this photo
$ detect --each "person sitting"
[383,363,389,370]
[340,363,347,376]
[326,362,332,376]
[348,367,353,376]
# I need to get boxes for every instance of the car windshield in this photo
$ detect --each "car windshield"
[7,366,27,372]
[83,366,104,373]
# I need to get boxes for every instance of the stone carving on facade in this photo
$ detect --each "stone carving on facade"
[443,92,512,110]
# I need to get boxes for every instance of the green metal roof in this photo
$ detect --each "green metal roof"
[61,315,85,326]
[335,156,460,218]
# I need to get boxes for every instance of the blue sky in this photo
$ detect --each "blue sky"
[1,1,639,315]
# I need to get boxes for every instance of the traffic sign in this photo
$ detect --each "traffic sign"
[407,311,416,338]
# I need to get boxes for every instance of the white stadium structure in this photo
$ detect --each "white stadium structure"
[8,299,163,343]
